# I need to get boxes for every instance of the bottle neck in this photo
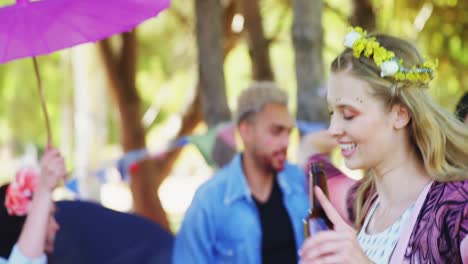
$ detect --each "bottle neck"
[310,182,323,213]
[309,165,328,211]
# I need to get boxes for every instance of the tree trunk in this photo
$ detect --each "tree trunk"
[195,0,231,127]
[146,0,240,209]
[153,1,239,173]
[71,46,109,201]
[223,0,241,55]
[349,0,376,32]
[150,85,204,188]
[239,0,274,81]
[292,0,328,124]
[96,0,243,231]
[98,32,169,231]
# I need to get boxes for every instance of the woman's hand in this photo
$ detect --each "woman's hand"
[299,187,372,264]
[37,148,66,193]
[17,148,65,258]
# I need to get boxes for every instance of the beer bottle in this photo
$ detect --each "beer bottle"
[303,162,333,238]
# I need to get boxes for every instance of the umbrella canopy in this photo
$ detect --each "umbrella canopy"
[0,0,170,145]
[0,0,170,64]
[51,200,174,264]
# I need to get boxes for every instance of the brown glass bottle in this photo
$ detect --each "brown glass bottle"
[303,162,333,238]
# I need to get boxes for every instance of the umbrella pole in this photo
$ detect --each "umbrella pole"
[32,57,52,148]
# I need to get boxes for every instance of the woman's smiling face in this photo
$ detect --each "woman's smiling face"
[327,71,398,171]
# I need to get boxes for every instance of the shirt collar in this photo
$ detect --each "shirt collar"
[223,154,294,205]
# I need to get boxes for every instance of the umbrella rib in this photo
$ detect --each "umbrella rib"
[63,5,157,35]
[50,9,144,45]
[54,15,94,43]
[27,7,52,55]
[63,1,169,33]
[29,5,93,48]
[65,7,131,29]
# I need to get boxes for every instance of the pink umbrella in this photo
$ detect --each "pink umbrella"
[0,0,170,145]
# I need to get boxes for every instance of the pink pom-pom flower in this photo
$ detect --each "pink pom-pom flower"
[5,167,39,216]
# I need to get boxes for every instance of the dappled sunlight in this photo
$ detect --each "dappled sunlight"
[98,167,133,212]
[0,146,15,186]
[100,182,133,212]
[52,186,76,201]
[147,115,183,151]
[159,169,210,215]
[158,145,213,232]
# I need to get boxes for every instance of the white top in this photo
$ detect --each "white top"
[0,245,47,264]
[357,201,414,264]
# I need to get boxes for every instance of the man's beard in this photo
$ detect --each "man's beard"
[252,148,286,173]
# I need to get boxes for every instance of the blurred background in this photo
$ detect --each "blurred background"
[0,0,466,233]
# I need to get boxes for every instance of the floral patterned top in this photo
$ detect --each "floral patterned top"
[401,180,467,263]
[348,180,467,263]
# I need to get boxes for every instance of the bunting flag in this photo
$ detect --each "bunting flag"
[217,123,236,149]
[62,120,327,195]
[118,138,190,178]
[95,169,107,184]
[65,178,79,195]
[171,137,191,149]
[187,126,219,167]
[116,149,147,181]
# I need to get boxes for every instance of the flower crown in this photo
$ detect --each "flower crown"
[344,27,436,84]
[5,167,39,216]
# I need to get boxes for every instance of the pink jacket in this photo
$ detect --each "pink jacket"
[389,180,467,263]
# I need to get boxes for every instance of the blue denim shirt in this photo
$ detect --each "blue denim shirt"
[173,154,309,264]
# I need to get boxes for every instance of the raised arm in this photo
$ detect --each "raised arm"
[14,148,65,262]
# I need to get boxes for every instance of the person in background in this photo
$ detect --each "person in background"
[300,28,468,263]
[173,82,309,263]
[455,92,468,124]
[0,148,66,264]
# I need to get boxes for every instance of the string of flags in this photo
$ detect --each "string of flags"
[63,120,326,196]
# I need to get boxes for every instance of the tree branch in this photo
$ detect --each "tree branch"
[324,2,348,23]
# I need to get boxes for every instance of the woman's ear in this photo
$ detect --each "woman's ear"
[391,104,411,129]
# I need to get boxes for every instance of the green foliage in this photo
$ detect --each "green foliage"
[137,0,197,126]
[373,0,468,111]
[0,0,465,150]
[0,0,14,6]
[0,54,64,147]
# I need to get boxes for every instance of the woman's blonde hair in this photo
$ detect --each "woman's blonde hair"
[330,34,468,227]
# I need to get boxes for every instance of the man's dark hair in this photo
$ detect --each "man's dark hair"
[0,184,26,259]
[455,92,468,122]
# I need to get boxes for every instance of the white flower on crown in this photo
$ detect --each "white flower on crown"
[344,29,362,48]
[380,60,400,77]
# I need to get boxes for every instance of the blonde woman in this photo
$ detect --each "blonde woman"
[300,29,468,264]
